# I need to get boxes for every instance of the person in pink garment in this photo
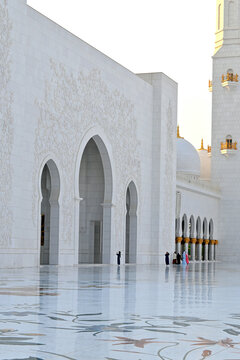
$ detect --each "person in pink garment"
[186,252,189,264]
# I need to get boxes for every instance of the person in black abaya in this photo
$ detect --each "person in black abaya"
[165,252,170,265]
[177,252,181,264]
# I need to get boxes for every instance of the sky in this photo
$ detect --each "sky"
[27,0,216,149]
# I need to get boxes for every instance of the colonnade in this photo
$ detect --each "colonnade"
[175,215,218,262]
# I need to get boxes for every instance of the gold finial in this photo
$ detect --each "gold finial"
[177,125,184,139]
[198,138,206,151]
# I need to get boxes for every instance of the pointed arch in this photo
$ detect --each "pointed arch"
[125,181,138,264]
[40,159,60,265]
[196,216,201,239]
[175,217,180,237]
[189,215,195,238]
[182,214,188,237]
[228,1,235,27]
[203,217,208,239]
[77,133,113,264]
[209,219,214,240]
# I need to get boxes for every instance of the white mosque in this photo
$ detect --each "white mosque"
[0,0,238,268]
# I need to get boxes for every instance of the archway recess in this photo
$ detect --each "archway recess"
[78,136,113,264]
[40,159,60,265]
[125,181,138,264]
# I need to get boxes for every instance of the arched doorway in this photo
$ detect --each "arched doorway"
[40,160,60,265]
[181,214,188,253]
[196,216,202,261]
[125,181,138,264]
[189,215,195,258]
[78,137,113,264]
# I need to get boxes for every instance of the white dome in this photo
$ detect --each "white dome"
[177,138,200,176]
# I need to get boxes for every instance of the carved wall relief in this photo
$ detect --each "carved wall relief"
[34,61,140,247]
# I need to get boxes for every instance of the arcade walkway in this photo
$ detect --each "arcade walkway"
[1,263,240,359]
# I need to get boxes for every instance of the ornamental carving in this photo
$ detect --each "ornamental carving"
[0,0,13,247]
[33,60,140,246]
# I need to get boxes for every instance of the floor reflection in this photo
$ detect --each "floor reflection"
[0,263,240,359]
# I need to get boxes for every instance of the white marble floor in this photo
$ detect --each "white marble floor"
[1,262,240,359]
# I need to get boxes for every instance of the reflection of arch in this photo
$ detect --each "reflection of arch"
[78,135,113,264]
[40,159,60,265]
[182,214,188,237]
[196,216,201,239]
[203,218,208,239]
[209,219,214,240]
[189,215,195,238]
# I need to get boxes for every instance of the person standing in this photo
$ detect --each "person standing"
[116,251,121,265]
[177,253,181,264]
[165,252,170,265]
[182,250,187,265]
[186,252,189,265]
[173,251,177,264]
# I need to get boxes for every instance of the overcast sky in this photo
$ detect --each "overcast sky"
[27,0,216,149]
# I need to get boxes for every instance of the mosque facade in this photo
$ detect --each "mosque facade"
[0,0,237,268]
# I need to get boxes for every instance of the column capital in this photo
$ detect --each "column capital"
[204,239,210,245]
[190,238,197,244]
[197,239,203,244]
[184,237,190,243]
[176,237,182,243]
[215,240,219,245]
[210,240,215,246]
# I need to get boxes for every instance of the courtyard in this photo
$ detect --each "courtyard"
[1,262,240,359]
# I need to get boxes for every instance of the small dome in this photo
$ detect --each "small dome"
[177,138,200,176]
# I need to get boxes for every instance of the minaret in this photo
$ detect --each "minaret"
[215,0,240,53]
[211,0,240,261]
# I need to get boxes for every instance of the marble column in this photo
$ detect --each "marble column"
[190,238,197,261]
[184,237,190,254]
[176,237,182,254]
[204,240,209,261]
[196,239,203,261]
[101,203,113,264]
[49,199,59,265]
[209,240,215,261]
[214,240,218,260]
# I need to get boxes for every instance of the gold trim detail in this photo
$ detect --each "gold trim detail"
[177,126,184,139]
[190,238,197,244]
[197,239,203,244]
[204,239,210,245]
[184,237,190,244]
[222,73,238,83]
[210,240,215,245]
[215,240,218,245]
[221,141,237,150]
[176,237,182,243]
[198,139,206,151]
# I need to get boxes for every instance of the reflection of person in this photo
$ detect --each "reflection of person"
[182,251,187,265]
[186,252,189,265]
[177,253,181,264]
[165,252,170,265]
[173,251,177,264]
[116,251,121,265]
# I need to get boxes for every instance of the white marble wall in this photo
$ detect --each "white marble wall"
[211,46,240,261]
[0,0,178,267]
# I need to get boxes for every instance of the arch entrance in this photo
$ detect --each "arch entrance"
[78,137,113,264]
[125,182,138,264]
[40,160,60,265]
